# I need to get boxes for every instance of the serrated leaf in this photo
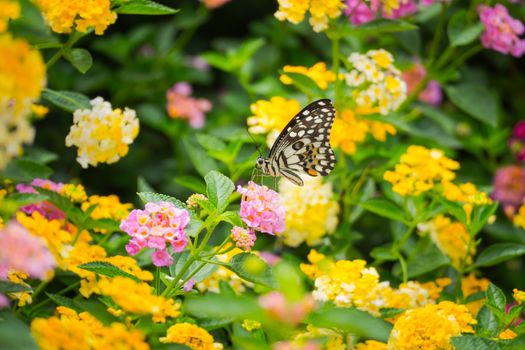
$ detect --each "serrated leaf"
[45,293,85,312]
[406,243,450,278]
[451,335,501,350]
[448,11,484,47]
[226,253,274,288]
[204,171,234,212]
[473,243,525,268]
[445,84,499,127]
[360,198,409,224]
[116,0,179,15]
[0,280,32,293]
[2,159,52,182]
[64,48,93,73]
[78,261,142,282]
[486,283,506,311]
[42,89,91,112]
[476,306,499,337]
[137,192,187,210]
[308,306,392,342]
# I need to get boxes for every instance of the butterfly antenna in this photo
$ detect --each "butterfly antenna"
[245,126,263,157]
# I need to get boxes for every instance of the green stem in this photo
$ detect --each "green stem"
[31,280,50,301]
[45,31,89,69]
[428,2,449,65]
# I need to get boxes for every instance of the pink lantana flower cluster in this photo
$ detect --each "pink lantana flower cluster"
[166,82,212,129]
[230,226,256,251]
[478,4,525,57]
[120,201,190,267]
[237,181,286,235]
[344,0,435,26]
[402,62,442,106]
[509,121,525,162]
[16,178,65,220]
[0,221,56,281]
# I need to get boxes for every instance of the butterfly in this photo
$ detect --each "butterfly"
[255,99,337,186]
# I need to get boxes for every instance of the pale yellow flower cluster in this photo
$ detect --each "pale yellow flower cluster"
[66,97,139,168]
[33,0,117,35]
[274,0,345,32]
[346,49,407,116]
[0,33,46,169]
[278,177,339,247]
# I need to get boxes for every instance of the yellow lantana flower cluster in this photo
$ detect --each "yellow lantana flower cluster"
[98,276,180,323]
[31,306,149,350]
[160,322,223,350]
[418,215,475,269]
[66,97,139,168]
[294,325,347,350]
[462,273,489,316]
[280,62,337,90]
[278,177,339,247]
[356,340,388,350]
[387,301,476,350]
[0,0,20,32]
[514,288,525,304]
[247,96,301,147]
[81,194,133,221]
[0,33,46,170]
[274,0,345,32]
[61,183,87,203]
[33,0,117,35]
[346,49,407,116]
[197,248,253,293]
[383,145,459,196]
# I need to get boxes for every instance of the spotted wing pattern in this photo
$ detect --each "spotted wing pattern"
[268,99,336,186]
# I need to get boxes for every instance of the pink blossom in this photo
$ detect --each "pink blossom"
[166,82,212,129]
[230,226,256,251]
[237,181,285,235]
[0,221,56,280]
[259,251,282,266]
[402,62,442,106]
[344,0,379,25]
[151,249,173,267]
[183,278,195,292]
[121,201,190,267]
[479,4,525,57]
[491,165,525,217]
[509,121,525,161]
[259,291,315,326]
[0,294,9,308]
[16,178,65,220]
[384,0,418,19]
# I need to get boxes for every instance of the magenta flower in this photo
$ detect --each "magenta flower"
[491,165,525,217]
[230,226,256,251]
[509,121,525,161]
[344,0,379,25]
[120,201,190,267]
[237,181,285,235]
[479,4,525,57]
[16,178,65,220]
[384,0,418,19]
[0,220,56,280]
[166,82,212,129]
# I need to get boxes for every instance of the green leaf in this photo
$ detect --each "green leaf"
[473,244,525,268]
[486,283,506,311]
[137,176,155,193]
[5,193,48,206]
[21,148,58,164]
[360,198,409,224]
[182,137,219,177]
[406,242,450,278]
[308,306,392,342]
[279,71,324,97]
[352,19,417,33]
[445,84,499,127]
[226,253,274,288]
[45,293,85,313]
[3,159,53,182]
[476,306,499,337]
[201,52,232,72]
[447,11,484,47]
[137,192,187,210]
[204,171,235,212]
[185,294,261,320]
[219,211,244,227]
[42,89,91,112]
[170,251,218,284]
[116,0,179,15]
[174,176,206,194]
[64,48,93,74]
[196,134,227,152]
[0,313,39,350]
[0,280,32,293]
[78,261,142,282]
[370,245,397,262]
[233,38,265,66]
[451,335,501,350]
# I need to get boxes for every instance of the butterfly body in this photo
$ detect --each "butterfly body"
[255,99,337,186]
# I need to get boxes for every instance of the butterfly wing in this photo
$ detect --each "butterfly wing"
[269,99,337,185]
